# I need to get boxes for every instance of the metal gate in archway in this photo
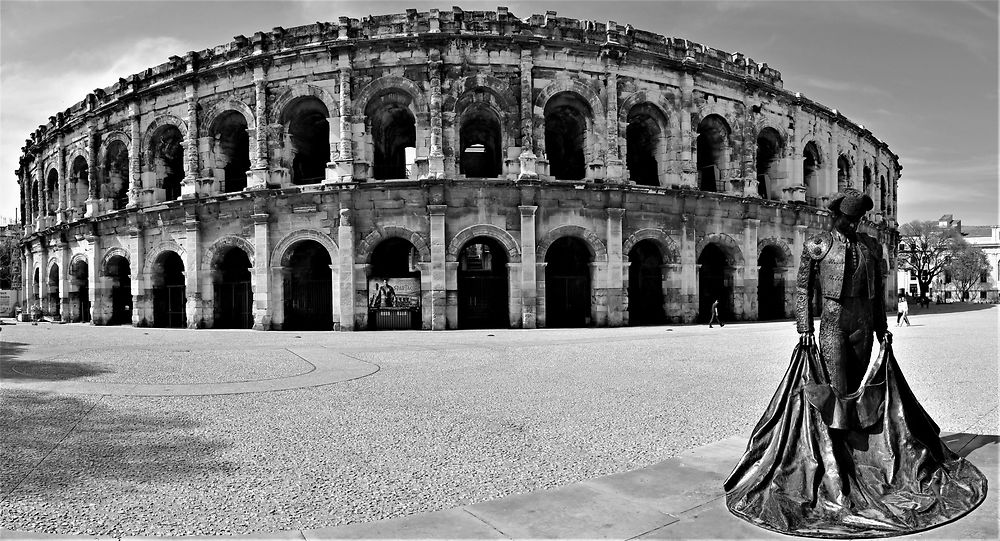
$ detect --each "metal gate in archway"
[154,284,186,328]
[215,281,253,329]
[285,279,332,331]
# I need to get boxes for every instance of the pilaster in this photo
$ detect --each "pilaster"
[181,83,199,198]
[337,208,356,330]
[743,218,760,320]
[427,48,445,179]
[606,208,625,326]
[247,64,270,189]
[128,102,142,207]
[333,51,355,182]
[251,212,271,329]
[56,133,67,222]
[679,71,696,188]
[129,226,144,326]
[184,215,202,327]
[604,69,624,183]
[517,48,538,180]
[85,233,100,324]
[58,244,71,319]
[518,205,538,328]
[679,214,698,322]
[85,126,100,217]
[428,204,447,330]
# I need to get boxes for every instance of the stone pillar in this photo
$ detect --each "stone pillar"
[181,84,199,198]
[338,208,356,330]
[58,245,71,320]
[784,106,800,197]
[85,234,100,324]
[517,48,538,179]
[38,242,49,315]
[427,49,445,179]
[22,249,33,314]
[518,205,538,328]
[679,214,698,322]
[184,216,202,327]
[679,70,696,187]
[251,212,271,330]
[606,208,625,326]
[428,204,447,330]
[743,218,760,320]
[85,126,100,217]
[56,133,67,222]
[247,65,270,190]
[334,51,355,182]
[605,69,624,182]
[36,162,46,229]
[128,102,142,207]
[129,227,144,326]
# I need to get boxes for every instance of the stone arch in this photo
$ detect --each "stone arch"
[101,246,132,272]
[201,98,256,137]
[270,84,339,125]
[144,241,185,272]
[535,79,605,120]
[204,235,256,272]
[536,225,608,263]
[623,229,680,264]
[142,114,188,168]
[357,226,431,265]
[696,233,745,266]
[446,224,521,263]
[454,79,518,167]
[618,91,674,125]
[353,76,429,116]
[757,238,794,265]
[47,256,59,275]
[96,131,131,169]
[271,229,338,268]
[69,252,88,268]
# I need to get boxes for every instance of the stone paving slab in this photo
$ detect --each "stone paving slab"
[302,509,505,540]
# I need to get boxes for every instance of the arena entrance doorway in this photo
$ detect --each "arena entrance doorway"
[70,259,90,323]
[698,243,733,323]
[628,240,666,325]
[368,238,421,330]
[152,252,186,328]
[105,255,132,325]
[47,263,60,319]
[758,245,786,320]
[457,238,508,329]
[283,240,333,331]
[213,248,253,329]
[545,237,591,327]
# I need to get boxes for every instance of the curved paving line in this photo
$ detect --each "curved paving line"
[1,348,380,397]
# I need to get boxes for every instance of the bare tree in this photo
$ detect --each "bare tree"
[897,220,963,299]
[948,243,991,300]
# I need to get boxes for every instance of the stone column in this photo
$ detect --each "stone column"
[85,233,100,324]
[184,215,202,327]
[334,51,354,182]
[606,208,625,326]
[338,208,356,330]
[36,162,46,229]
[517,48,538,179]
[181,84,199,198]
[427,48,445,179]
[428,204,447,330]
[679,70,696,187]
[128,102,142,207]
[129,226,144,326]
[605,69,624,182]
[56,133,67,222]
[251,212,271,329]
[680,214,698,322]
[743,218,760,320]
[85,126,100,217]
[247,65,270,190]
[518,205,538,328]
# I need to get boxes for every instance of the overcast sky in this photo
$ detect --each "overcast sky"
[1,0,996,225]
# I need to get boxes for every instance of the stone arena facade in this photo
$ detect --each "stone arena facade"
[15,7,901,331]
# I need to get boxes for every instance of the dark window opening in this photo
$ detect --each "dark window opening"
[104,141,131,210]
[284,97,330,185]
[367,94,416,181]
[628,240,665,325]
[757,246,786,320]
[837,155,851,192]
[105,255,132,325]
[46,170,58,216]
[212,111,251,192]
[151,126,184,202]
[544,92,589,181]
[863,165,872,195]
[626,104,665,187]
[71,259,90,323]
[459,108,502,178]
[756,128,782,200]
[545,236,592,327]
[803,141,820,191]
[47,263,60,318]
[697,115,729,192]
[71,156,89,208]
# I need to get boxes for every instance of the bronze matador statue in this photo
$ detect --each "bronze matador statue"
[723,189,987,538]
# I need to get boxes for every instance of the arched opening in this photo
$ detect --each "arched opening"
[698,243,733,322]
[366,94,417,181]
[103,141,130,210]
[211,111,251,193]
[863,165,872,196]
[802,141,821,202]
[46,170,58,216]
[757,245,787,320]
[544,92,590,181]
[30,182,39,222]
[626,103,667,187]
[70,259,90,323]
[368,237,421,330]
[212,247,253,329]
[150,126,184,202]
[545,236,592,327]
[457,237,508,329]
[628,240,665,325]
[32,267,40,306]
[459,106,502,178]
[284,97,330,185]
[70,156,89,209]
[697,115,730,192]
[47,263,60,318]
[837,155,851,191]
[879,175,887,212]
[104,255,131,325]
[756,128,783,200]
[283,240,332,330]
[151,251,186,328]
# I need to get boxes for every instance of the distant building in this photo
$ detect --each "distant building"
[896,215,999,303]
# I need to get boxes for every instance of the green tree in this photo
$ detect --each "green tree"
[948,243,991,300]
[897,220,962,299]
[0,234,21,290]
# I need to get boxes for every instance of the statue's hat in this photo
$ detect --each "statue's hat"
[827,188,873,218]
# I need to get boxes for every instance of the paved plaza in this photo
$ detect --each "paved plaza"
[1,305,997,538]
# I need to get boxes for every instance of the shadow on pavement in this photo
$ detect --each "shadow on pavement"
[949,433,1000,457]
[0,390,232,504]
[907,303,997,316]
[0,341,112,381]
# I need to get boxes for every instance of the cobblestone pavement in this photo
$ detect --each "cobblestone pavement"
[1,307,997,537]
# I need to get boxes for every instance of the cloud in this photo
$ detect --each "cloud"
[802,77,891,98]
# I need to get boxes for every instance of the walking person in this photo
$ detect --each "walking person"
[896,294,911,326]
[708,298,724,328]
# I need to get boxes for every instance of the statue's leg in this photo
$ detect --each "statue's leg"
[819,299,848,393]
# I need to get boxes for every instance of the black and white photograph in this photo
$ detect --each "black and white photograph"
[1,0,996,539]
